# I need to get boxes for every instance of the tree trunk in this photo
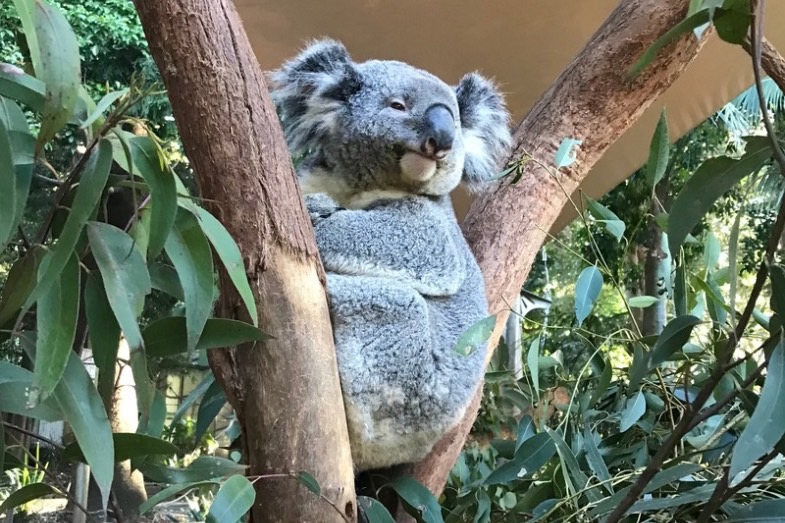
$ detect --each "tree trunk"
[642,184,669,337]
[132,1,356,522]
[402,0,710,500]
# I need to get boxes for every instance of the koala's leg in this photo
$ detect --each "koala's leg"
[326,274,455,471]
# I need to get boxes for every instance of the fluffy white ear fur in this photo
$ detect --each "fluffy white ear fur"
[268,39,361,155]
[454,72,512,192]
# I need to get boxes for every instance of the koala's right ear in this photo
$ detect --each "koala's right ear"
[268,39,362,154]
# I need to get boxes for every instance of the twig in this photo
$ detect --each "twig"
[2,421,64,450]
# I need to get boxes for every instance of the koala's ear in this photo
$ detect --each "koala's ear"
[268,39,362,154]
[455,73,512,193]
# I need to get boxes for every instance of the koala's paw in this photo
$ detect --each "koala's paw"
[305,193,343,223]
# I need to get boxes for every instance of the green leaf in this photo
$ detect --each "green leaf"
[668,137,772,256]
[138,389,167,439]
[111,133,178,258]
[195,207,258,325]
[0,245,45,326]
[554,138,582,169]
[650,315,701,367]
[620,391,647,432]
[0,119,16,249]
[527,336,540,399]
[31,253,80,405]
[628,484,714,513]
[703,231,721,276]
[148,262,184,300]
[84,273,121,404]
[628,296,659,308]
[575,266,603,326]
[589,463,702,517]
[165,211,216,355]
[484,433,556,485]
[206,475,256,523]
[646,109,670,188]
[36,346,115,508]
[81,88,128,130]
[139,456,246,484]
[296,471,321,496]
[729,339,785,478]
[195,379,226,441]
[629,9,711,78]
[726,499,785,522]
[0,361,61,421]
[473,490,491,523]
[0,482,62,513]
[388,476,444,523]
[515,415,535,454]
[62,432,179,463]
[674,262,689,317]
[0,96,28,132]
[25,139,112,308]
[170,373,215,428]
[139,481,218,515]
[714,0,751,44]
[27,0,82,151]
[590,356,613,406]
[11,0,41,74]
[87,221,151,350]
[0,65,45,110]
[548,428,602,503]
[586,198,625,242]
[454,314,496,356]
[583,427,612,493]
[143,317,270,358]
[358,496,396,523]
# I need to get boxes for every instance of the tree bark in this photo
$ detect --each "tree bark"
[402,0,710,501]
[132,1,356,522]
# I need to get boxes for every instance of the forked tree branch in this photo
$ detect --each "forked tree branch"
[401,0,710,509]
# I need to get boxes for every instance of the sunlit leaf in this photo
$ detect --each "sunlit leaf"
[575,266,603,326]
[81,88,128,130]
[628,296,659,308]
[527,336,540,399]
[165,211,216,355]
[620,391,646,432]
[0,483,62,513]
[31,253,80,405]
[587,198,625,242]
[668,137,772,256]
[454,314,496,356]
[729,339,785,479]
[554,138,582,169]
[206,475,256,523]
[139,481,218,515]
[646,109,670,188]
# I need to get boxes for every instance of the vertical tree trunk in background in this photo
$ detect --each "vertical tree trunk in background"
[643,185,670,337]
[402,0,710,502]
[132,1,356,522]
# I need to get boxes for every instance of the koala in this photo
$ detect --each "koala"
[269,39,512,471]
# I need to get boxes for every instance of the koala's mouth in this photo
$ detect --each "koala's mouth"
[399,151,439,183]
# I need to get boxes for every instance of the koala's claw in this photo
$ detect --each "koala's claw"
[305,193,343,222]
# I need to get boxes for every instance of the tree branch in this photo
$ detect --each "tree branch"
[132,1,356,521]
[402,0,710,503]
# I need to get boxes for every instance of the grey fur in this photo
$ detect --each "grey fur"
[270,39,512,470]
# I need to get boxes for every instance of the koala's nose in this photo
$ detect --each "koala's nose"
[421,104,455,160]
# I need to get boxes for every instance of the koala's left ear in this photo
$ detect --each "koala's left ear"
[455,73,512,193]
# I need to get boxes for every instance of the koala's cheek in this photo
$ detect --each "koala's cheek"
[400,152,437,183]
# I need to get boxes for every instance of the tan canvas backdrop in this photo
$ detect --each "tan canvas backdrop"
[234,0,785,232]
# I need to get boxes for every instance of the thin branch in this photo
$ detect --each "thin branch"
[2,421,64,450]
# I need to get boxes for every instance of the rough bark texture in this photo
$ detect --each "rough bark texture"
[401,0,710,501]
[132,1,356,522]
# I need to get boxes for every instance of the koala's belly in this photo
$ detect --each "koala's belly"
[325,272,489,471]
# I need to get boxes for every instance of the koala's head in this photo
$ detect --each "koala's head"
[269,39,511,207]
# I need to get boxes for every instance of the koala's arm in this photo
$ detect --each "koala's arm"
[308,196,466,296]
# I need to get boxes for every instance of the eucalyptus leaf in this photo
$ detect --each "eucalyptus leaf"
[646,109,670,188]
[484,433,556,485]
[387,476,444,523]
[527,336,540,399]
[575,266,603,326]
[62,432,179,463]
[628,296,659,308]
[729,339,785,479]
[620,391,646,432]
[0,483,62,513]
[165,210,215,355]
[206,475,256,523]
[668,137,772,256]
[629,9,711,78]
[143,317,270,358]
[139,481,218,515]
[454,314,496,356]
[0,119,16,249]
[84,272,121,404]
[586,198,625,242]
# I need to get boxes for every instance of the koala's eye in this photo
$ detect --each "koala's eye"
[390,101,406,111]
